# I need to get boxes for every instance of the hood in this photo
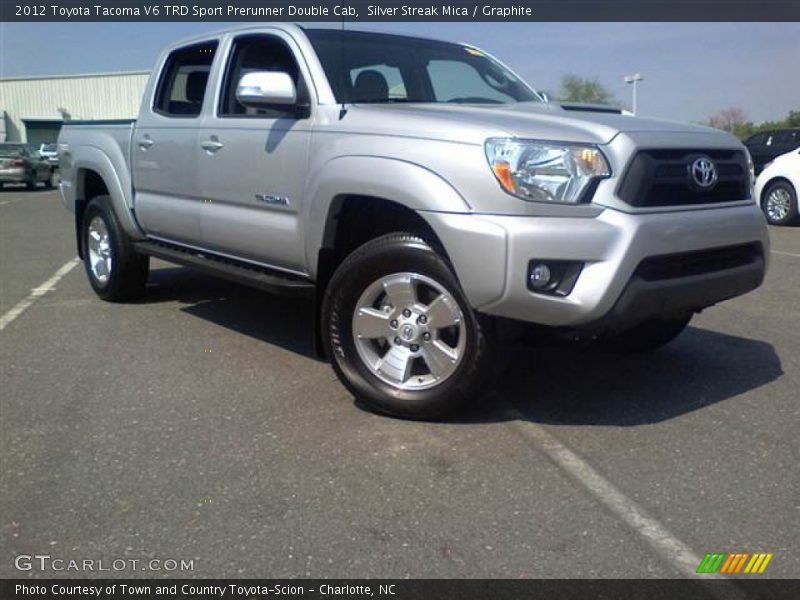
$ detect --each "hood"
[341,101,732,147]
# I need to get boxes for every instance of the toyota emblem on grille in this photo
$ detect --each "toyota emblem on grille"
[689,157,718,189]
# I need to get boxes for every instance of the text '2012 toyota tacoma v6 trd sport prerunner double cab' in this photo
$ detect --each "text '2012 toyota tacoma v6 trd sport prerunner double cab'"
[58,25,769,418]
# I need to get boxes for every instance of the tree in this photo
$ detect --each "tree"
[703,107,800,139]
[558,75,616,105]
[705,108,748,135]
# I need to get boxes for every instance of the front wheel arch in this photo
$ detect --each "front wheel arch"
[313,198,450,359]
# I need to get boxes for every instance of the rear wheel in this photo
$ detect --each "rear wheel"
[598,315,692,353]
[322,233,491,419]
[762,180,798,226]
[82,196,149,302]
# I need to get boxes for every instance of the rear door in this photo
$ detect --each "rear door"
[196,32,314,273]
[132,40,218,245]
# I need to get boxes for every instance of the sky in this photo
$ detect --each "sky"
[1,21,798,124]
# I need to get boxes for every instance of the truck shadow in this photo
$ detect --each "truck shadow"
[143,266,317,357]
[142,266,783,427]
[465,327,783,426]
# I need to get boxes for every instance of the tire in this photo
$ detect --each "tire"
[322,232,491,420]
[762,180,798,226]
[26,174,37,190]
[47,170,58,189]
[598,315,692,353]
[82,196,149,302]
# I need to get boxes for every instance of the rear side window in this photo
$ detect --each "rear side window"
[774,130,800,149]
[154,41,217,117]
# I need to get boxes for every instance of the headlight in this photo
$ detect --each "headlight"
[485,138,611,204]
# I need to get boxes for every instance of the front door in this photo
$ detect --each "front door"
[197,33,313,274]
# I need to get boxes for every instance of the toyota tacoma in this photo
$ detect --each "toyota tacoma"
[58,25,769,418]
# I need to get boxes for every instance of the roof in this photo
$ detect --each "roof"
[166,22,454,50]
[0,70,150,83]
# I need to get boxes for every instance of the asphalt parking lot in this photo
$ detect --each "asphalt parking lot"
[1,187,798,580]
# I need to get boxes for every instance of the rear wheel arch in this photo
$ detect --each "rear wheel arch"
[81,196,149,302]
[760,176,795,206]
[71,148,144,256]
[760,177,798,225]
[74,169,111,258]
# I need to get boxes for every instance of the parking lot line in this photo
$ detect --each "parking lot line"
[771,250,800,259]
[0,258,79,332]
[0,198,20,207]
[506,410,748,596]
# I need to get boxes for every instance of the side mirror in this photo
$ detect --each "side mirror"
[540,91,550,103]
[236,71,297,106]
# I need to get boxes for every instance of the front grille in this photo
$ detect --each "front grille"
[618,149,750,207]
[635,243,761,281]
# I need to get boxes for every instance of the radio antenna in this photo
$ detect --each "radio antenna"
[339,13,348,119]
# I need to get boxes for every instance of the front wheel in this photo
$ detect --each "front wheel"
[762,180,798,226]
[322,233,491,419]
[598,315,692,353]
[82,197,149,302]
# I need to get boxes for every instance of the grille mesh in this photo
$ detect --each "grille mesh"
[617,149,750,207]
[635,243,761,281]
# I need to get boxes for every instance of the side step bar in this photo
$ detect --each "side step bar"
[134,240,315,296]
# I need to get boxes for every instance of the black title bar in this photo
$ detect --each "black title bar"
[3,579,800,600]
[2,0,799,22]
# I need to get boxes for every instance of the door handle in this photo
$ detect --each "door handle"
[201,139,224,153]
[138,137,154,150]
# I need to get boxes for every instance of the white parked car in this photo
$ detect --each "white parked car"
[38,143,59,166]
[755,148,800,225]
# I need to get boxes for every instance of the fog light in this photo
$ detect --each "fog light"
[526,260,584,296]
[529,263,552,289]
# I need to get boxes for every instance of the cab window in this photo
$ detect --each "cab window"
[154,41,217,117]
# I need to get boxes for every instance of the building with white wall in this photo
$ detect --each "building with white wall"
[0,71,149,144]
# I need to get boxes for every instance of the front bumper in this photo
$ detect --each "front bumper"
[421,203,769,329]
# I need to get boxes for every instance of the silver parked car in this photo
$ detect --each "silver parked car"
[0,143,58,190]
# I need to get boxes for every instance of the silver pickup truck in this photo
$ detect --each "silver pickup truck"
[58,24,769,418]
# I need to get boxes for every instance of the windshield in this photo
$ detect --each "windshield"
[0,144,28,157]
[306,29,540,105]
